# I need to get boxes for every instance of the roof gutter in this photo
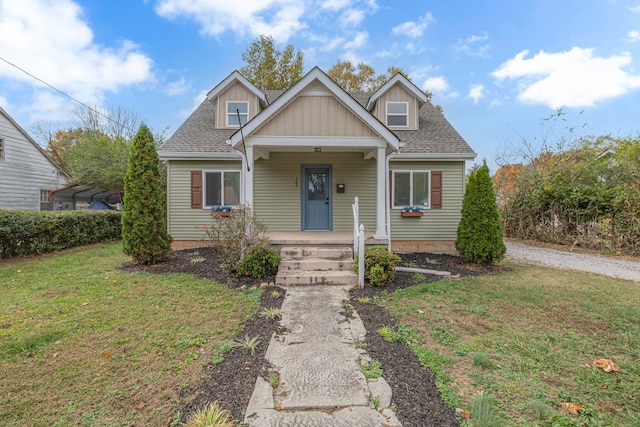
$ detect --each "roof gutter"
[393,152,477,161]
[158,151,242,161]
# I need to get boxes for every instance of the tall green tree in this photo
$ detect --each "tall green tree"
[456,162,506,264]
[65,131,130,191]
[122,125,171,265]
[240,35,304,90]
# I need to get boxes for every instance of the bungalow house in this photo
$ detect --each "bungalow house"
[159,67,475,255]
[0,107,67,210]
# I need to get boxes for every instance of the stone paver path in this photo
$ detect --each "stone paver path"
[244,285,401,427]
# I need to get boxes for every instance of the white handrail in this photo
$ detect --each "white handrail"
[353,197,365,289]
[352,196,359,255]
[358,224,365,289]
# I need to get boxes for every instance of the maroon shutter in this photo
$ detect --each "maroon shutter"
[431,171,442,209]
[191,171,203,208]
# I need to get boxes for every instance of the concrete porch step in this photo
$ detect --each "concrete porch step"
[276,270,358,286]
[280,246,353,260]
[279,258,352,272]
[276,246,355,286]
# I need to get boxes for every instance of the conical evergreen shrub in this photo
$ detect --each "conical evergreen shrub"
[122,125,171,264]
[456,162,506,264]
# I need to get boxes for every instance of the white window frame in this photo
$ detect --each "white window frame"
[203,170,242,208]
[392,170,431,209]
[226,101,249,128]
[386,102,408,128]
[0,138,4,160]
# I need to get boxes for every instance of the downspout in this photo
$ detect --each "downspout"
[386,151,399,252]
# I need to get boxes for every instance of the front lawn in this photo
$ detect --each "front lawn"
[384,261,640,426]
[0,242,260,426]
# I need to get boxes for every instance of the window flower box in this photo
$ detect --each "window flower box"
[211,206,232,217]
[401,206,424,217]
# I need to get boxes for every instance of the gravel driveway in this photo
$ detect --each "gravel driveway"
[505,241,640,282]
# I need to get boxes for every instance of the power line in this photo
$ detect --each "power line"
[0,55,136,134]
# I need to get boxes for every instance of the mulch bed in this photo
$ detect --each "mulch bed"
[121,248,503,426]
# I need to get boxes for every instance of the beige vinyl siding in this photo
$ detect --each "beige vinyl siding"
[0,113,64,210]
[216,83,260,128]
[255,96,377,137]
[390,161,465,241]
[166,160,242,240]
[376,85,418,130]
[254,152,377,231]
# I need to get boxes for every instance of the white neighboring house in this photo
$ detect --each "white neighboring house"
[0,107,67,210]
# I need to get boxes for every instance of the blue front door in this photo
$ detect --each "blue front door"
[302,165,331,230]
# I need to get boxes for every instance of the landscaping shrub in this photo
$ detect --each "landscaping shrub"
[456,162,506,264]
[354,245,401,286]
[236,241,280,278]
[0,209,121,259]
[122,125,171,265]
[205,204,269,271]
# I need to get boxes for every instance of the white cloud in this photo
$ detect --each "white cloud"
[0,0,153,118]
[166,77,191,96]
[340,8,365,27]
[492,47,640,108]
[321,0,351,10]
[155,0,307,43]
[628,5,640,13]
[423,76,450,93]
[457,31,491,58]
[627,30,640,42]
[392,12,433,38]
[344,31,368,50]
[468,84,485,103]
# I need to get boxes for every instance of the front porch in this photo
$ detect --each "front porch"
[269,231,387,247]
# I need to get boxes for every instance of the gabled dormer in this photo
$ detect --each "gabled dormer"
[366,73,429,131]
[206,71,268,129]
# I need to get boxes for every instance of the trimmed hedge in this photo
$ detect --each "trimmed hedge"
[0,209,122,259]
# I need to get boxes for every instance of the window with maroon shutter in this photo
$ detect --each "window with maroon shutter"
[390,170,443,209]
[191,171,202,208]
[431,171,442,209]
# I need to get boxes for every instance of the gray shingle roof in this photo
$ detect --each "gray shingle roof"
[160,87,475,157]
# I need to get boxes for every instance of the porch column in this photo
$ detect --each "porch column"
[374,146,388,239]
[243,146,254,207]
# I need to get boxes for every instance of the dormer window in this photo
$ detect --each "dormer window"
[226,101,249,127]
[386,102,408,127]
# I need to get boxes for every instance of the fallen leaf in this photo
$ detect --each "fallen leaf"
[599,384,607,389]
[16,270,23,273]
[138,402,145,409]
[594,358,620,372]
[82,302,90,306]
[113,280,117,284]
[560,401,583,416]
[103,351,111,358]
[463,410,471,419]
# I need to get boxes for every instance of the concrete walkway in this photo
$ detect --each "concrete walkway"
[244,285,402,427]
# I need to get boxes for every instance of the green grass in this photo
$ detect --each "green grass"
[0,242,260,426]
[385,261,640,426]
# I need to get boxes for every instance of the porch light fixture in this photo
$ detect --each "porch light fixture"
[314,147,322,152]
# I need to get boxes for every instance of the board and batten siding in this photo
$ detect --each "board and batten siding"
[374,84,418,131]
[390,161,465,241]
[0,113,63,210]
[255,95,377,137]
[216,83,261,129]
[167,160,242,240]
[253,152,377,231]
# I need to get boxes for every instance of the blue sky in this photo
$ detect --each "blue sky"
[1,0,640,171]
